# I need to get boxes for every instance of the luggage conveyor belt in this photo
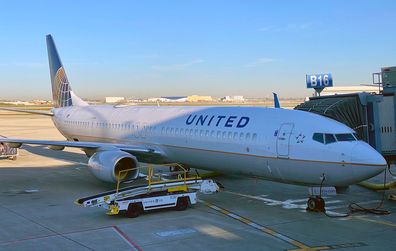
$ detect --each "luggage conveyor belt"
[76,163,220,217]
[76,178,207,207]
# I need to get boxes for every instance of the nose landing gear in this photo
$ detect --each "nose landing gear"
[307,173,326,213]
[306,196,326,212]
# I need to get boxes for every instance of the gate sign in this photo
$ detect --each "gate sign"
[306,73,333,89]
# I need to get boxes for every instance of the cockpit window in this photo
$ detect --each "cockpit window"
[335,133,356,142]
[313,132,357,144]
[325,134,336,144]
[312,133,324,144]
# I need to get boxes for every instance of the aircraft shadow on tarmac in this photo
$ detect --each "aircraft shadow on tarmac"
[22,145,87,163]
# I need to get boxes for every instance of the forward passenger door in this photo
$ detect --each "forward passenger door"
[276,123,294,158]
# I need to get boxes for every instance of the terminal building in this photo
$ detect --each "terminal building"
[187,95,213,102]
[159,96,188,102]
[221,95,245,102]
[296,66,396,162]
[105,97,125,103]
[147,96,213,102]
[319,86,382,96]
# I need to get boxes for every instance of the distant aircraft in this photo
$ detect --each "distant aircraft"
[0,35,387,189]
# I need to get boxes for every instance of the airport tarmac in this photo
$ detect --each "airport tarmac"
[0,112,396,251]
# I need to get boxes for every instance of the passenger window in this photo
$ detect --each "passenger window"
[228,132,233,139]
[252,133,257,141]
[211,130,215,137]
[206,130,210,137]
[233,132,238,140]
[325,134,336,144]
[217,131,221,139]
[239,133,244,141]
[312,133,324,144]
[246,133,251,141]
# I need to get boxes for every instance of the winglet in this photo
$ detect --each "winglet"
[273,92,281,108]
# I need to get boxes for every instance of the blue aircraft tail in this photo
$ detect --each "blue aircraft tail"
[46,35,74,108]
[273,92,281,108]
[46,35,88,108]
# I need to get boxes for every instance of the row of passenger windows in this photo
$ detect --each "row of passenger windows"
[65,120,155,131]
[64,120,90,127]
[64,120,157,135]
[161,127,258,142]
[312,133,358,144]
[64,120,258,142]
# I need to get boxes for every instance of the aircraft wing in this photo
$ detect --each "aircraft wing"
[0,107,54,116]
[0,138,167,163]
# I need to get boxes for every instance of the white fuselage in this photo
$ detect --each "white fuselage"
[52,105,386,186]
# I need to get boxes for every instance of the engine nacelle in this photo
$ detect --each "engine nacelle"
[88,150,139,183]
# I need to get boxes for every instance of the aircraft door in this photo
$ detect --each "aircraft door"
[276,123,294,158]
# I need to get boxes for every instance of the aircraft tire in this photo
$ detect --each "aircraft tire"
[307,198,316,211]
[126,202,142,218]
[175,197,189,211]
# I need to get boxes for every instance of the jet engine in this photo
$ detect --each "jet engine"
[88,150,139,183]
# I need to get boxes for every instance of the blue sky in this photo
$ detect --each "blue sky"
[1,0,395,100]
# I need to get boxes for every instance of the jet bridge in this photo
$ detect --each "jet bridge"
[295,94,367,140]
[295,66,396,163]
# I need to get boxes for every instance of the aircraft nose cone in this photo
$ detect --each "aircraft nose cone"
[351,143,386,166]
[351,143,386,180]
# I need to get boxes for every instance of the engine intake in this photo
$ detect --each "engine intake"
[88,150,139,183]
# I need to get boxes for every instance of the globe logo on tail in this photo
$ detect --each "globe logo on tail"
[53,67,72,107]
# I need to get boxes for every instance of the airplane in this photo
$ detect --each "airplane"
[0,35,387,189]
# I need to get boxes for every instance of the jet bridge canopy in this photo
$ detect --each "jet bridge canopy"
[295,94,366,140]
